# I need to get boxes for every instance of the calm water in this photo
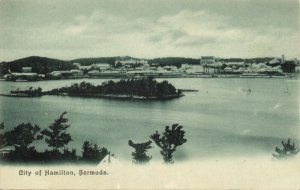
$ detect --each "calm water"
[0,78,299,161]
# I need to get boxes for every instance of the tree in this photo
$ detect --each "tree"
[115,62,123,68]
[281,62,296,73]
[0,122,7,149]
[128,140,152,164]
[82,141,93,159]
[150,124,187,163]
[41,112,72,151]
[81,141,108,162]
[4,122,42,150]
[273,138,299,159]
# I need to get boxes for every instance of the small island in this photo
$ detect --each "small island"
[0,87,43,97]
[45,77,184,100]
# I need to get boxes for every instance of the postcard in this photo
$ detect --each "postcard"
[0,0,299,189]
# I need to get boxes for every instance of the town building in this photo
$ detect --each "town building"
[115,59,148,66]
[22,67,32,73]
[92,63,111,71]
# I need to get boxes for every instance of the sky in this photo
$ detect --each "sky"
[0,0,299,61]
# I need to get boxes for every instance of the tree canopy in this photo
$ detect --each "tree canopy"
[4,123,42,150]
[150,124,187,163]
[128,140,152,164]
[47,77,181,98]
[41,112,72,150]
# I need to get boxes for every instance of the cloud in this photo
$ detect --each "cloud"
[0,7,298,60]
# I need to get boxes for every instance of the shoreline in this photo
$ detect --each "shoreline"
[0,92,184,100]
[45,93,185,100]
[0,73,299,82]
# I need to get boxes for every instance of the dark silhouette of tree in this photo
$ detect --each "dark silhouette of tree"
[3,122,42,161]
[81,141,108,162]
[150,124,187,163]
[41,112,72,151]
[62,148,77,160]
[281,62,296,73]
[10,86,43,97]
[82,141,93,159]
[115,62,123,68]
[0,114,111,163]
[4,123,42,150]
[128,140,152,164]
[273,138,299,159]
[0,122,7,149]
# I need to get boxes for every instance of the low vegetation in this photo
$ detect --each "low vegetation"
[10,87,43,97]
[128,124,187,164]
[0,112,108,164]
[128,140,152,164]
[273,138,299,159]
[150,124,187,163]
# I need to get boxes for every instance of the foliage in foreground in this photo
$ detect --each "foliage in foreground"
[273,138,299,159]
[0,112,108,164]
[81,141,108,163]
[128,140,152,164]
[41,112,72,151]
[150,124,187,163]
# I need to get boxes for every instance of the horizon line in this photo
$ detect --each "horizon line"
[1,54,299,63]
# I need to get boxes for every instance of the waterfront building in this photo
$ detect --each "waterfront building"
[49,70,75,78]
[71,69,84,76]
[224,66,234,73]
[268,58,281,65]
[92,63,111,71]
[181,64,193,71]
[115,59,148,66]
[22,67,32,73]
[5,72,38,81]
[87,70,100,76]
[78,65,92,71]
[226,61,245,67]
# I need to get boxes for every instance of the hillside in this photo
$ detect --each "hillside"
[0,56,74,76]
[71,56,129,66]
[149,57,200,67]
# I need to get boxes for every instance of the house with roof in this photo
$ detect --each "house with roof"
[22,67,32,73]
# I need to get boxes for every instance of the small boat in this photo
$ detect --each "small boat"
[242,79,252,93]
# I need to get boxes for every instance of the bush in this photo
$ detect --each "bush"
[150,124,187,163]
[128,140,152,164]
[81,141,108,163]
[273,138,299,159]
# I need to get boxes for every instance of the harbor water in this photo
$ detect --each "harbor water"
[0,78,299,161]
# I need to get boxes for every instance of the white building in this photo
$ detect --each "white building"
[115,59,148,66]
[92,63,111,71]
[22,67,32,73]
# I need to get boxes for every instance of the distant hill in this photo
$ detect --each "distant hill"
[218,57,274,63]
[0,56,74,76]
